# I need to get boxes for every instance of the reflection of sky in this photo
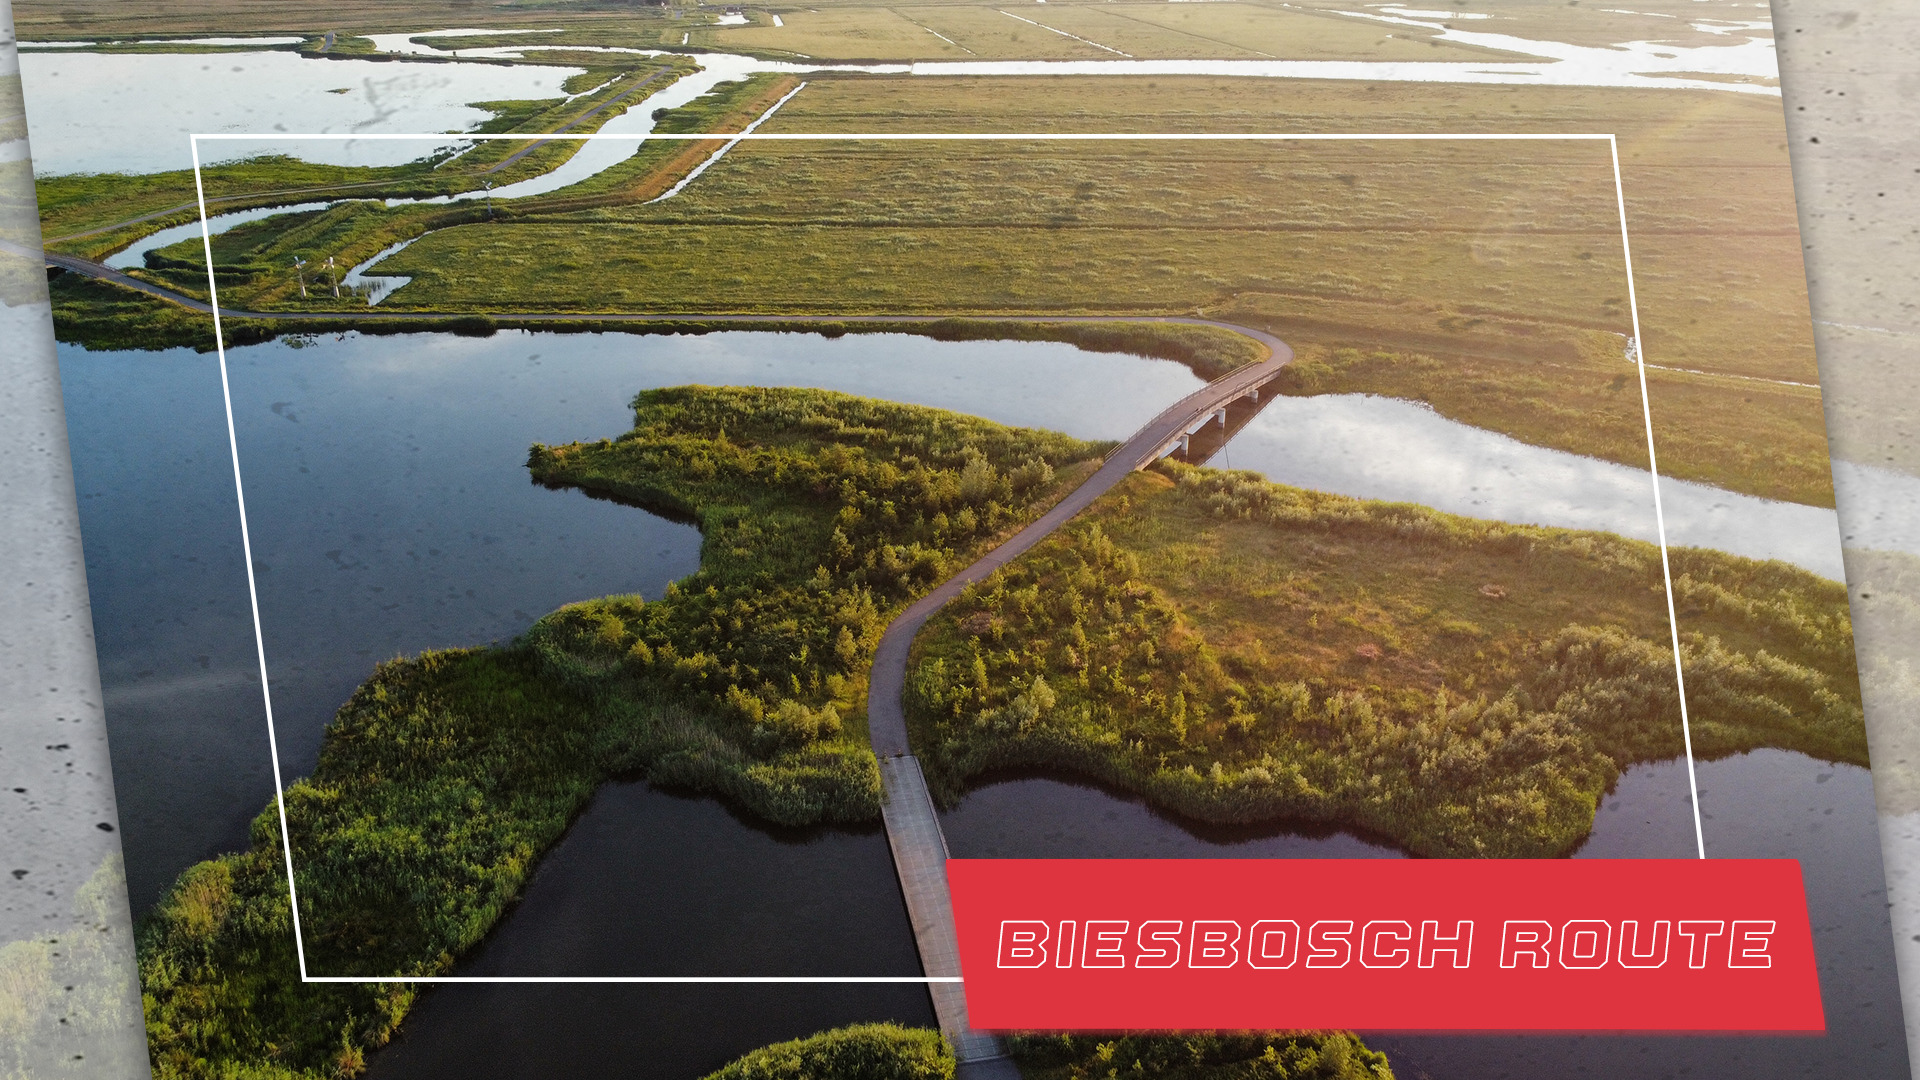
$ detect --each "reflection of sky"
[1217,394,1844,580]
[18,51,581,174]
[1833,460,1920,558]
[315,328,1206,441]
[199,329,1199,779]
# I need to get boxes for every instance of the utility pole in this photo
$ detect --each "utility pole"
[485,179,494,219]
[327,255,340,298]
[292,257,308,298]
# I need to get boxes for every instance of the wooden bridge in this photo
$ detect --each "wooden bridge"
[864,325,1292,1073]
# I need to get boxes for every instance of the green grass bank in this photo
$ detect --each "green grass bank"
[907,464,1865,857]
[132,386,1106,1078]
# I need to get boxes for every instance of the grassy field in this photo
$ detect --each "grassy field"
[309,71,1823,504]
[701,3,1529,62]
[907,463,1865,857]
[13,0,1761,62]
[82,67,777,306]
[36,33,1824,504]
[129,387,1107,1078]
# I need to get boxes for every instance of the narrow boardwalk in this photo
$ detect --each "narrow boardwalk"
[865,328,1291,1067]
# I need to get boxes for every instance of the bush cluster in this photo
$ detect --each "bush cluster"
[132,386,1104,1078]
[909,465,1865,857]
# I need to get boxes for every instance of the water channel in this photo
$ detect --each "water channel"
[14,49,590,174]
[20,7,1782,180]
[59,329,1896,1076]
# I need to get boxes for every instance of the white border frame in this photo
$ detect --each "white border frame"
[186,129,1703,986]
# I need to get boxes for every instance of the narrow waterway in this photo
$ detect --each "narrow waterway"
[103,201,332,270]
[942,751,1903,1080]
[1215,393,1846,579]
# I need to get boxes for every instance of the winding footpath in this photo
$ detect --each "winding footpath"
[865,325,1289,1074]
[40,247,1290,1072]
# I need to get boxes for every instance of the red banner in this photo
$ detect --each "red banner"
[949,859,1823,1032]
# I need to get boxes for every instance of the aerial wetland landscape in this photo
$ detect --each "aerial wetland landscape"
[7,0,1912,1078]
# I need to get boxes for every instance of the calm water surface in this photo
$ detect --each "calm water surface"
[58,329,1897,1078]
[944,751,1905,1080]
[60,329,1202,911]
[17,51,585,173]
[1218,394,1844,579]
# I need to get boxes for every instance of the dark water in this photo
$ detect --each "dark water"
[942,753,1905,1080]
[937,754,1698,863]
[58,330,1200,911]
[58,329,1904,1079]
[453,782,920,978]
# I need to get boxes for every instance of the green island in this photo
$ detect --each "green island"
[132,384,1857,1076]
[701,1024,956,1080]
[907,464,1863,858]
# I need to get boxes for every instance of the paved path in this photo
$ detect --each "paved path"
[40,66,675,246]
[863,323,1290,1066]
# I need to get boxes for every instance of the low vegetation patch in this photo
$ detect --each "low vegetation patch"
[908,464,1864,857]
[45,272,1262,384]
[1010,1031,1392,1080]
[702,1024,955,1080]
